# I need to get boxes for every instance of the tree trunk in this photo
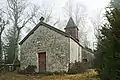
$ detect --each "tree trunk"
[12,28,20,65]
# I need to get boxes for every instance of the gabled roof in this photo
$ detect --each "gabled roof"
[19,21,83,48]
[66,17,77,28]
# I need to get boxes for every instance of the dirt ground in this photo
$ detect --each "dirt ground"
[0,69,97,80]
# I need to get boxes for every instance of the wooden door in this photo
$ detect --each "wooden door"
[38,52,46,72]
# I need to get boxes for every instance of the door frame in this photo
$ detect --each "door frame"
[37,52,46,72]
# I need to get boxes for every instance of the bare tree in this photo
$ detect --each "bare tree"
[63,0,89,46]
[0,10,8,62]
[30,4,55,26]
[89,9,103,49]
[6,0,35,64]
[7,0,34,40]
[64,0,86,26]
[64,0,73,17]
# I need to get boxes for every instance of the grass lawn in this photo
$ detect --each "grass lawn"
[0,69,98,80]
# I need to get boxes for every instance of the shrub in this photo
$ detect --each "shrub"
[18,65,37,75]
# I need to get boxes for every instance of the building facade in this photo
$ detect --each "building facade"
[19,17,91,72]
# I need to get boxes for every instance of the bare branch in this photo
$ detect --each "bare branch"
[30,4,54,25]
[53,19,60,26]
[20,16,33,29]
[63,1,89,46]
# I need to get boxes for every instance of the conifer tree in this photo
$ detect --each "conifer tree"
[4,27,17,64]
[95,4,120,80]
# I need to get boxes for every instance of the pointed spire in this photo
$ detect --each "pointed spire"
[66,17,77,28]
[64,17,79,42]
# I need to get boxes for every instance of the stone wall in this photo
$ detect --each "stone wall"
[20,25,70,72]
[82,48,95,68]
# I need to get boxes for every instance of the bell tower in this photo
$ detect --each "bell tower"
[64,17,79,41]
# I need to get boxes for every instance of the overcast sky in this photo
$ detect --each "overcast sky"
[0,0,110,19]
[27,0,110,18]
[0,0,110,48]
